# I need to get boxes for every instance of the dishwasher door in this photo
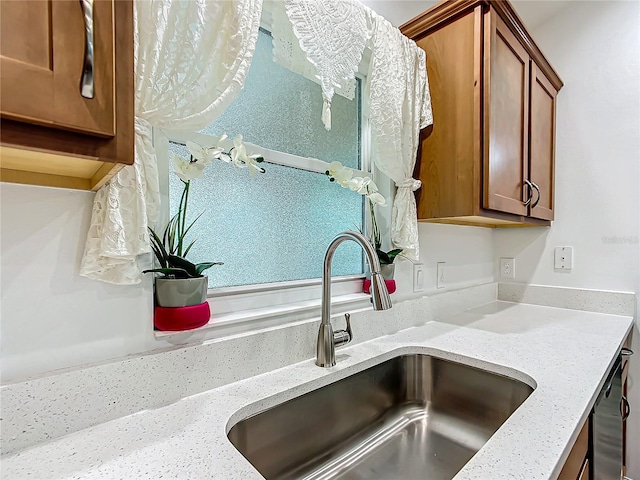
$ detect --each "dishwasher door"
[592,355,623,480]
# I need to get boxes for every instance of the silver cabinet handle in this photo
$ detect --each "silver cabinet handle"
[621,348,634,356]
[531,181,541,209]
[621,395,630,421]
[523,180,533,206]
[79,0,95,99]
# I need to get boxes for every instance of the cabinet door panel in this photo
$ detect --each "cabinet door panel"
[0,0,56,123]
[52,0,115,137]
[529,62,557,220]
[484,11,530,216]
[0,0,115,137]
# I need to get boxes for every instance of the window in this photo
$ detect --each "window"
[154,28,375,331]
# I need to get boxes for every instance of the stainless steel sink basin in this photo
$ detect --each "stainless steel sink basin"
[227,354,533,480]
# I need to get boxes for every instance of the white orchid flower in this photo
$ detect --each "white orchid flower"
[328,164,388,206]
[345,176,366,192]
[186,141,223,166]
[327,161,344,176]
[211,133,232,162]
[172,153,205,182]
[345,176,379,196]
[230,142,248,168]
[328,161,354,187]
[357,177,373,194]
[368,191,387,206]
[217,133,228,146]
[245,154,266,176]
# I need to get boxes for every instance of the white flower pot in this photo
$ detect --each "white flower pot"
[365,263,395,280]
[155,276,208,307]
[380,264,395,281]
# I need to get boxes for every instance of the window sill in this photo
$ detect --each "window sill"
[154,292,372,341]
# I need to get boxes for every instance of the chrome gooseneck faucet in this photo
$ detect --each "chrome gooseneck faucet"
[316,230,393,367]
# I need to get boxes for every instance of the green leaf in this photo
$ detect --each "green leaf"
[195,262,224,275]
[376,249,392,265]
[183,239,197,258]
[142,268,191,278]
[352,223,365,236]
[167,255,202,277]
[180,212,204,246]
[148,227,168,267]
[177,213,200,257]
[386,249,404,263]
[150,244,165,268]
[162,212,179,250]
[168,215,180,254]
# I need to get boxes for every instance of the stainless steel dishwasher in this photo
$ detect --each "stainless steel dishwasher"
[592,354,623,480]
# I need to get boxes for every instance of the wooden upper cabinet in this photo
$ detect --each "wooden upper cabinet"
[0,0,133,191]
[402,0,563,228]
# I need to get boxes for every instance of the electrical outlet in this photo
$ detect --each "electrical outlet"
[554,246,573,271]
[436,262,445,289]
[500,257,516,279]
[413,263,425,293]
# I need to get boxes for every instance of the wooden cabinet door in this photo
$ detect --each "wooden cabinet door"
[529,62,557,220]
[483,10,530,216]
[1,0,115,138]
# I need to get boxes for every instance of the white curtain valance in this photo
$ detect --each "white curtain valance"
[269,1,357,102]
[276,0,372,129]
[80,0,263,285]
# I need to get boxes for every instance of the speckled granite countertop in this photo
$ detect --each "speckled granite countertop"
[1,301,633,480]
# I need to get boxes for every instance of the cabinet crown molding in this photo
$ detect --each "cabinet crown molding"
[400,0,563,91]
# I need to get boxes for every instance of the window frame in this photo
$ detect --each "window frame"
[152,50,395,338]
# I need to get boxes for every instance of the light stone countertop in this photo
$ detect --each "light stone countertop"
[1,301,633,480]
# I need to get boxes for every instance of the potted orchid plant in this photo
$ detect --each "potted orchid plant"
[144,134,265,308]
[326,161,402,281]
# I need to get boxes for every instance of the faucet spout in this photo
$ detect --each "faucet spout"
[316,230,392,367]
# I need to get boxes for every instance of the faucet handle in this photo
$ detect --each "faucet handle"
[333,313,352,348]
[344,313,352,339]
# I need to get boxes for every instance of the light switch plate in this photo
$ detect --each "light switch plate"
[554,246,573,271]
[413,263,425,293]
[436,262,445,289]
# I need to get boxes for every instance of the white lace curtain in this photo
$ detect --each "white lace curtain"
[80,0,263,285]
[368,16,433,260]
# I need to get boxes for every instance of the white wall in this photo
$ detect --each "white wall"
[0,184,157,381]
[493,2,640,477]
[0,182,494,382]
[413,223,494,294]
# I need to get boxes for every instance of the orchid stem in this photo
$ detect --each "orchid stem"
[178,180,190,256]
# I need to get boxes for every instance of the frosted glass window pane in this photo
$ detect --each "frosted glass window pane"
[169,142,364,288]
[199,29,361,169]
